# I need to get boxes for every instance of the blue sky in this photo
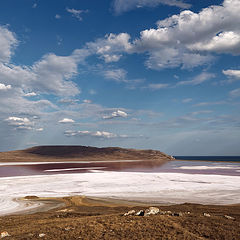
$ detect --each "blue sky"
[0,0,240,155]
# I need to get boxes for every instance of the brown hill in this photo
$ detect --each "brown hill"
[0,145,173,162]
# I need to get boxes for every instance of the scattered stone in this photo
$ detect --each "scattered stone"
[123,208,186,217]
[135,210,144,216]
[203,213,211,217]
[39,233,46,238]
[64,226,75,231]
[57,208,73,213]
[144,207,160,216]
[124,210,136,216]
[159,210,172,215]
[224,215,235,220]
[0,232,10,238]
[172,212,183,217]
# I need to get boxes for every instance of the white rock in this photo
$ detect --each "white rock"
[135,210,144,216]
[0,232,10,238]
[124,210,136,216]
[39,233,46,238]
[203,213,211,217]
[144,207,160,216]
[224,215,235,220]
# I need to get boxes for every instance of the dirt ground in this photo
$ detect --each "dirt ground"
[0,196,239,240]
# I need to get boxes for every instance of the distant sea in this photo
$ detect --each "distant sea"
[174,156,240,162]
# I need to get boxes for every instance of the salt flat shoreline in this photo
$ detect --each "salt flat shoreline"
[1,170,240,216]
[1,196,153,217]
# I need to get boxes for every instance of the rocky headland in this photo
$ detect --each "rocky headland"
[0,145,173,162]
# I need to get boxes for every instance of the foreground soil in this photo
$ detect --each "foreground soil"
[0,196,239,240]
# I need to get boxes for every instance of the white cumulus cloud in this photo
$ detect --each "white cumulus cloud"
[103,69,127,82]
[103,110,128,119]
[0,51,87,97]
[223,69,240,80]
[87,33,132,63]
[109,0,240,69]
[5,116,35,130]
[24,92,37,97]
[188,31,240,54]
[0,26,91,97]
[0,26,18,63]
[102,68,144,88]
[5,117,32,126]
[0,83,11,90]
[58,118,75,123]
[31,53,80,96]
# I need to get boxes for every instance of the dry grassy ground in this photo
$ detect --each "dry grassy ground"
[0,196,239,240]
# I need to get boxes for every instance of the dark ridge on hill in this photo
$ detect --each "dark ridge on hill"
[0,145,174,162]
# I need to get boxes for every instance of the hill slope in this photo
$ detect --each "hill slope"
[0,145,173,162]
